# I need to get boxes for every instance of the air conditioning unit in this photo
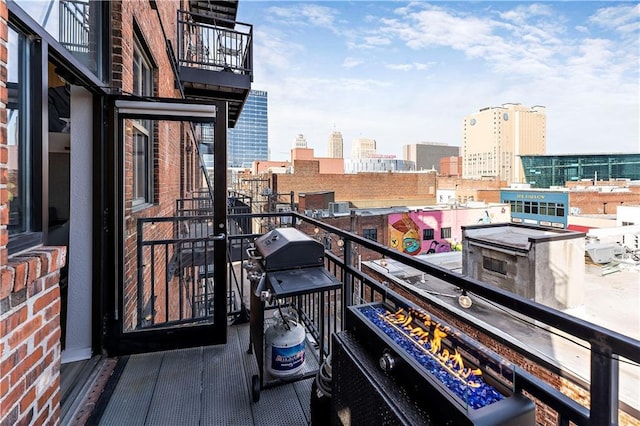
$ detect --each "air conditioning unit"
[329,202,350,216]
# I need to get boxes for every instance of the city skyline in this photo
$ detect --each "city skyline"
[238,1,639,160]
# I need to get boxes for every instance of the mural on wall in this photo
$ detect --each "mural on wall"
[388,207,508,255]
[389,213,421,255]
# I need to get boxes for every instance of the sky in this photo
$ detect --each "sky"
[236,1,640,160]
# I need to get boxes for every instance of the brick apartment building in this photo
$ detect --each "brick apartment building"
[1,1,251,424]
[272,159,438,208]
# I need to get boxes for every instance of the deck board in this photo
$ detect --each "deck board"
[98,323,314,426]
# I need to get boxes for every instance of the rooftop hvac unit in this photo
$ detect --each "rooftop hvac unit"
[329,202,350,216]
[585,243,623,264]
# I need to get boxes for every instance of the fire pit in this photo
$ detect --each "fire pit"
[334,298,536,425]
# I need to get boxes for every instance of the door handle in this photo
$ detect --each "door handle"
[209,233,226,241]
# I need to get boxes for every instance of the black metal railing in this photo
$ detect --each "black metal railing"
[59,0,90,53]
[177,10,252,76]
[134,199,638,425]
[135,215,219,330]
[226,211,640,426]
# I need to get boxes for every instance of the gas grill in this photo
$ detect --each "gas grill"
[333,292,536,425]
[244,228,341,402]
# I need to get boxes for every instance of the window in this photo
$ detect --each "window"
[483,256,507,275]
[422,228,434,240]
[131,39,154,207]
[7,24,42,252]
[539,202,547,215]
[441,227,452,239]
[13,0,104,78]
[363,228,377,242]
[556,203,565,217]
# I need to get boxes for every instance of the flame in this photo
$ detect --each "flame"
[379,307,483,388]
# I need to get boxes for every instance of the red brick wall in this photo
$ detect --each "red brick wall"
[113,0,193,331]
[274,165,437,208]
[439,156,462,176]
[569,191,640,214]
[298,192,335,210]
[1,5,67,424]
[1,247,67,425]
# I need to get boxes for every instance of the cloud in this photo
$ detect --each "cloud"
[252,27,304,72]
[267,4,340,33]
[385,62,433,71]
[363,35,392,46]
[342,57,362,68]
[589,4,640,35]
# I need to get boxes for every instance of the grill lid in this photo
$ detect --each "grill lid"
[254,228,324,271]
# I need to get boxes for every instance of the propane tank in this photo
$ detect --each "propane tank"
[265,309,306,377]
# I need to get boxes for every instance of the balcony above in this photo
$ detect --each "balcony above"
[177,9,253,128]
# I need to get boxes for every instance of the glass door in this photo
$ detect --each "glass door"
[109,99,228,355]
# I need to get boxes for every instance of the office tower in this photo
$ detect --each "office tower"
[294,133,308,148]
[403,142,460,172]
[462,103,546,183]
[228,89,268,168]
[327,130,344,158]
[351,137,377,159]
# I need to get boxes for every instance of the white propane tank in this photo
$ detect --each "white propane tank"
[265,310,306,377]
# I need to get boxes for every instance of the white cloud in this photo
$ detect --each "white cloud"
[363,35,392,46]
[589,4,640,34]
[267,4,340,33]
[342,57,362,68]
[385,62,433,71]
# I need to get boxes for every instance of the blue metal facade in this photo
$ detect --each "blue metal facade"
[228,90,268,168]
[500,189,569,228]
[520,154,640,188]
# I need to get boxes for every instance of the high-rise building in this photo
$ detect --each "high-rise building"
[294,133,308,148]
[228,89,268,168]
[403,142,459,172]
[462,103,546,183]
[351,137,376,158]
[327,130,344,158]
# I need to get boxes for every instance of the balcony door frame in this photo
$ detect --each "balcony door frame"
[106,97,229,355]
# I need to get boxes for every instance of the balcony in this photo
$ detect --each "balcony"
[177,9,253,128]
[70,199,639,425]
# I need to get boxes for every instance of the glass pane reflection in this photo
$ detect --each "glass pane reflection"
[13,0,102,77]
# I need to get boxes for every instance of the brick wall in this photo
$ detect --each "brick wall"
[569,191,640,215]
[113,0,192,331]
[1,248,67,426]
[1,5,67,424]
[274,163,438,208]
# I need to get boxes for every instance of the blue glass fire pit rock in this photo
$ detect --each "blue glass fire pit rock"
[358,305,504,410]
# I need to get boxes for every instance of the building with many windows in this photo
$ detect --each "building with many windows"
[520,153,640,188]
[403,142,459,172]
[327,130,344,158]
[350,137,377,158]
[228,89,268,168]
[1,1,252,423]
[294,133,308,148]
[344,158,415,173]
[463,103,546,183]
